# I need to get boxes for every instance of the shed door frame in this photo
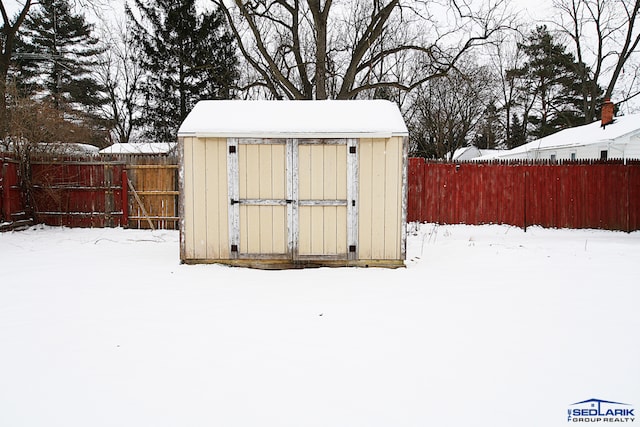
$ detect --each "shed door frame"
[227,137,358,261]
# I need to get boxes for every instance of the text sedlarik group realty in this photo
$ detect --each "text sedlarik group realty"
[568,399,635,423]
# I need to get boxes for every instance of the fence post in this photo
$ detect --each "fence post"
[1,161,7,222]
[626,165,630,233]
[121,168,128,227]
[523,167,527,232]
[104,164,114,228]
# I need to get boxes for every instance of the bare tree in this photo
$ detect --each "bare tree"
[408,60,495,159]
[1,0,32,136]
[553,0,640,116]
[96,17,144,144]
[3,82,106,221]
[213,0,513,100]
[486,30,525,146]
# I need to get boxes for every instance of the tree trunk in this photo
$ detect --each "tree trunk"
[1,0,33,137]
[0,67,7,136]
[308,0,330,99]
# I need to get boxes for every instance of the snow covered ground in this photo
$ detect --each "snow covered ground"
[1,223,639,427]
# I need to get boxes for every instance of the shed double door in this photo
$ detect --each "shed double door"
[228,138,357,261]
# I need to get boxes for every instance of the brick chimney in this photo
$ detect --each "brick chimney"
[601,98,614,127]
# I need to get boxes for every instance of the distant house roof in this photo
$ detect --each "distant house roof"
[99,142,177,155]
[452,146,506,161]
[1,141,99,156]
[477,114,640,161]
[177,100,409,139]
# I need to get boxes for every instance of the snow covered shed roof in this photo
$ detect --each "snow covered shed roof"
[177,100,409,139]
[99,142,177,155]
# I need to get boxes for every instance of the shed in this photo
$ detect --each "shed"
[177,100,409,268]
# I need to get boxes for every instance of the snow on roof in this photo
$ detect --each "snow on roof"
[479,113,640,160]
[452,146,505,161]
[177,100,409,138]
[99,142,177,155]
[451,146,477,160]
[1,141,100,155]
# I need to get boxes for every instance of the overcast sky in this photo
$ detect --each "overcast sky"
[4,0,555,25]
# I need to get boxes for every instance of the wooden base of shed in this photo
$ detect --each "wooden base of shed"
[181,259,405,270]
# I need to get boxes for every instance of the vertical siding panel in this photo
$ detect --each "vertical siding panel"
[310,145,324,198]
[183,137,195,258]
[324,144,337,199]
[192,138,207,258]
[298,145,311,255]
[241,145,258,253]
[311,145,325,254]
[383,137,401,259]
[336,206,347,255]
[371,138,386,259]
[272,144,286,200]
[336,145,347,200]
[258,144,274,253]
[358,139,373,259]
[246,206,260,253]
[205,138,220,259]
[272,144,287,254]
[323,145,337,254]
[324,206,338,254]
[299,145,311,199]
[243,145,260,198]
[299,206,312,255]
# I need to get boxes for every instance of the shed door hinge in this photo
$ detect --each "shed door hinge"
[349,146,357,154]
[229,145,236,154]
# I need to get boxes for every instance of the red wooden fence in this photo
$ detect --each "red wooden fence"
[29,157,127,227]
[5,154,640,232]
[2,153,177,230]
[408,159,640,232]
[1,157,23,224]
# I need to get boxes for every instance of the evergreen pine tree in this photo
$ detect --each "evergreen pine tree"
[14,0,106,113]
[506,113,526,149]
[472,102,501,150]
[508,26,591,140]
[127,0,238,142]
